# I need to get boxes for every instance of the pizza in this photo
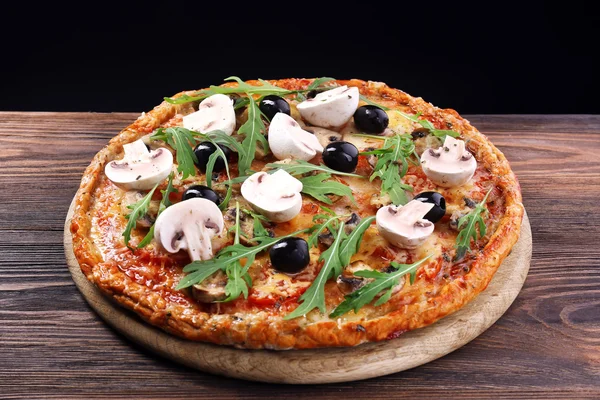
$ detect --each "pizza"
[69,77,524,349]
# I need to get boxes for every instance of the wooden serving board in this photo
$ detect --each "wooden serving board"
[64,200,531,384]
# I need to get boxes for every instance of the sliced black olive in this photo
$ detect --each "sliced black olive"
[193,141,232,173]
[413,191,446,223]
[306,90,318,99]
[353,105,389,134]
[322,141,359,173]
[182,185,220,206]
[269,237,310,274]
[411,127,430,139]
[259,95,290,121]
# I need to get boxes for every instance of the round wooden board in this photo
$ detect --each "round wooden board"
[64,199,531,384]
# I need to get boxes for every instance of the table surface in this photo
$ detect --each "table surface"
[1,112,599,399]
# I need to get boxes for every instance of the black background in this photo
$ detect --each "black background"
[2,1,598,114]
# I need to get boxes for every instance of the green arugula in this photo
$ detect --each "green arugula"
[285,223,346,320]
[265,160,362,178]
[150,127,197,179]
[397,111,460,140]
[240,208,271,239]
[298,173,355,205]
[237,95,269,175]
[176,228,308,290]
[329,256,432,318]
[137,173,177,248]
[285,214,376,319]
[359,95,460,139]
[122,182,160,249]
[362,134,416,205]
[455,188,493,261]
[295,77,336,101]
[306,207,342,249]
[222,202,253,302]
[164,76,292,105]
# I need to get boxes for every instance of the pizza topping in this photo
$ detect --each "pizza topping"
[269,237,310,274]
[303,126,343,148]
[336,261,375,295]
[420,136,477,187]
[154,198,225,261]
[241,170,303,222]
[259,95,291,121]
[413,191,447,223]
[105,139,173,191]
[182,94,236,136]
[322,141,359,173]
[454,187,492,260]
[297,85,360,128]
[193,141,232,173]
[182,184,220,206]
[330,256,432,318]
[192,270,228,303]
[376,200,435,249]
[353,105,389,134]
[268,113,323,161]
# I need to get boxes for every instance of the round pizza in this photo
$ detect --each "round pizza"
[69,77,524,349]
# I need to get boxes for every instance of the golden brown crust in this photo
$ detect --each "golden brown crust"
[70,78,523,349]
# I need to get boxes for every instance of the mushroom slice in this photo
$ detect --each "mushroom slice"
[376,200,435,249]
[296,85,360,128]
[182,94,236,136]
[268,113,324,161]
[192,270,227,303]
[154,198,224,262]
[105,139,173,191]
[240,170,303,223]
[420,136,477,187]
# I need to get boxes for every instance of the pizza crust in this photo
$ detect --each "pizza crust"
[70,79,523,349]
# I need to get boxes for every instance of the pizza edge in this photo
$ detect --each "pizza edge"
[70,78,524,349]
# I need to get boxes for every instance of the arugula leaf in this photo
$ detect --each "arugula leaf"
[359,95,460,140]
[397,111,460,140]
[237,95,269,175]
[221,202,252,302]
[240,208,271,239]
[177,229,308,290]
[299,173,355,205]
[122,182,160,249]
[265,160,362,178]
[364,134,416,205]
[284,223,346,320]
[338,216,375,266]
[137,173,177,248]
[329,256,431,318]
[455,187,493,260]
[307,208,341,249]
[150,127,197,179]
[307,77,336,90]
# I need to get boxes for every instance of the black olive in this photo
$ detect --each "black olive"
[353,105,389,134]
[306,90,318,99]
[322,141,359,173]
[182,185,220,206]
[259,95,290,121]
[193,141,232,173]
[411,128,430,139]
[413,191,446,223]
[269,237,310,274]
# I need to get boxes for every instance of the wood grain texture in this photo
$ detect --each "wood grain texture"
[63,198,531,384]
[1,112,599,398]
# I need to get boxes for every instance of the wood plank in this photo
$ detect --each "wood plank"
[1,113,599,398]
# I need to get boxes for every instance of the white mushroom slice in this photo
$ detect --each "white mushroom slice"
[241,169,303,223]
[182,94,236,135]
[105,139,173,191]
[376,200,435,249]
[154,198,224,262]
[420,136,477,187]
[268,113,324,161]
[296,85,359,128]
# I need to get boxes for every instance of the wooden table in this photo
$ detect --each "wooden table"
[1,113,599,399]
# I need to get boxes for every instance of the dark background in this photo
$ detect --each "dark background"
[2,1,598,114]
